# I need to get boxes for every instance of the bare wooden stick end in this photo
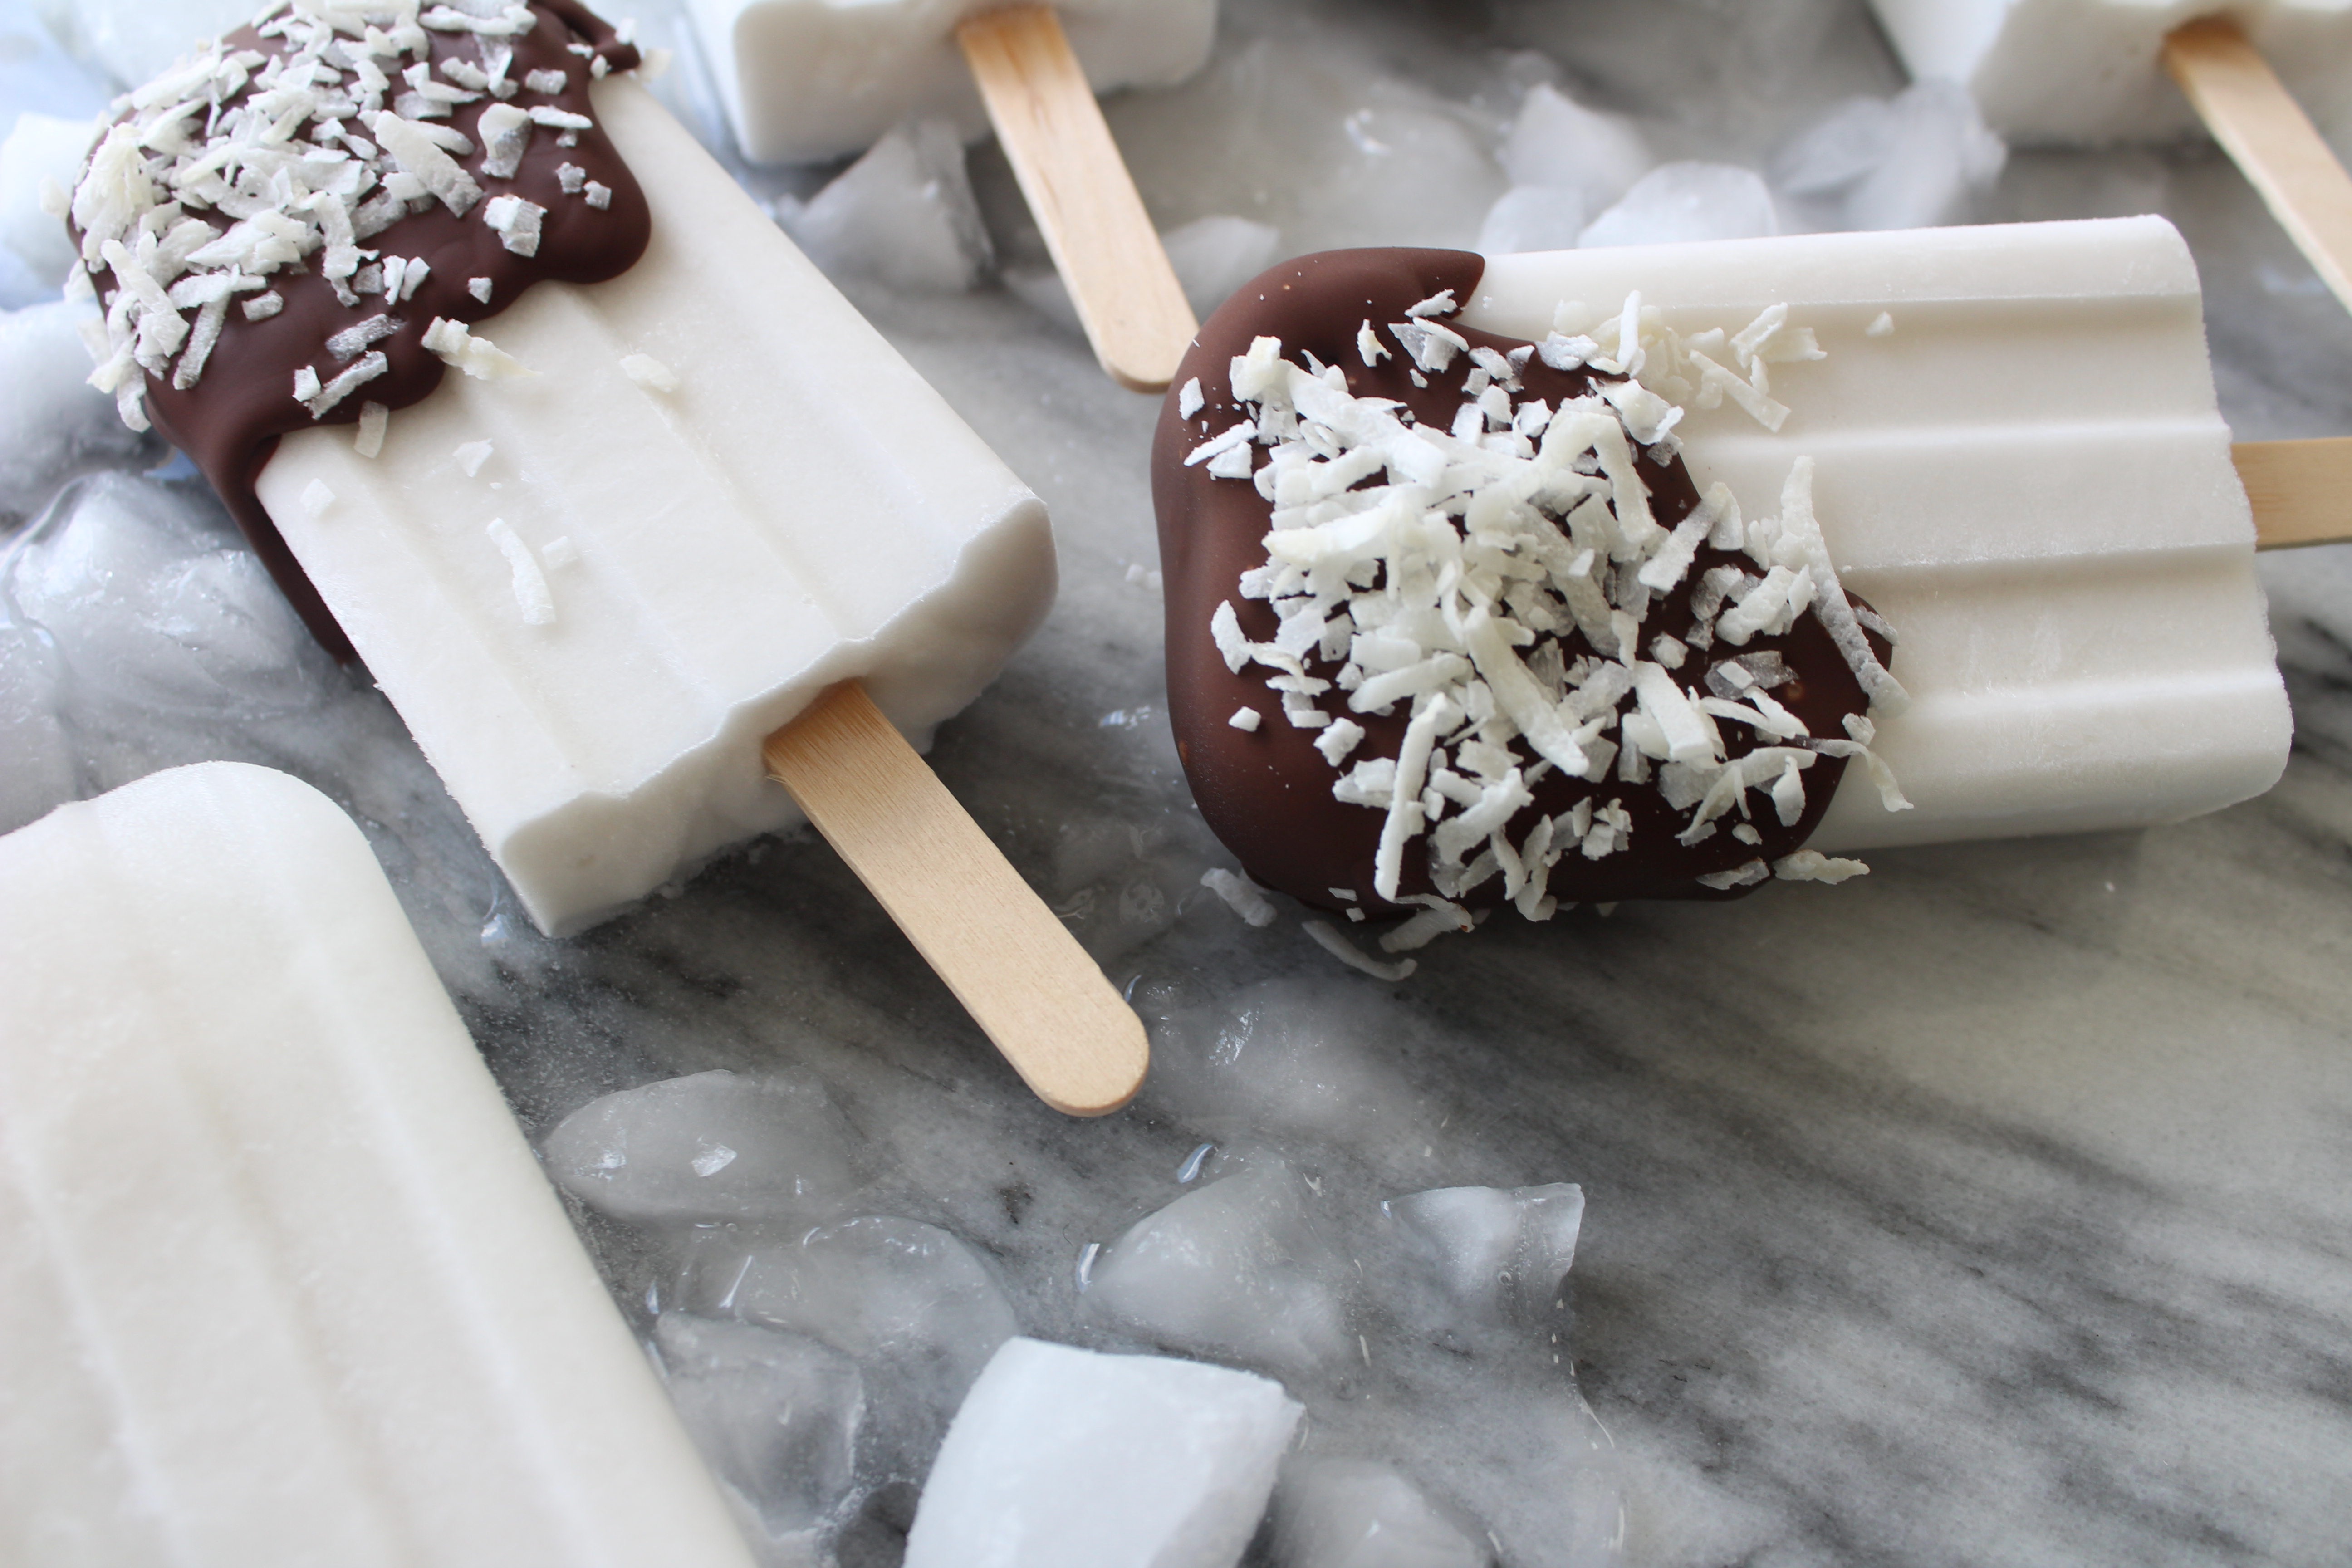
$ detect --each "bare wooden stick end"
[764,682,1148,1116]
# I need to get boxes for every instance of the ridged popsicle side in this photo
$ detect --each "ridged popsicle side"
[0,763,755,1567]
[260,80,1056,935]
[1465,218,2292,853]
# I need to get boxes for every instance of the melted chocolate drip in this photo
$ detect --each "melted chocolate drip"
[1152,248,1893,911]
[83,0,648,660]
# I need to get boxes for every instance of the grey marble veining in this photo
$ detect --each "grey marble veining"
[5,0,2351,1562]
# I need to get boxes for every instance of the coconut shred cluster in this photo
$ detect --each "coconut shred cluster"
[66,0,628,437]
[1185,291,1911,936]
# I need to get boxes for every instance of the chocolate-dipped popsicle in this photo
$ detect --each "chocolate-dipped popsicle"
[69,0,1145,1113]
[1154,249,1902,926]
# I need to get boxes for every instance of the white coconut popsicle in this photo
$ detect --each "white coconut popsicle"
[78,5,1142,1118]
[1461,216,2293,852]
[1868,1,2352,314]
[0,762,756,1567]
[258,76,1054,938]
[249,76,1142,1117]
[688,0,1217,390]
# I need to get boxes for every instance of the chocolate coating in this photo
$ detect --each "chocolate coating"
[82,0,647,661]
[1152,248,1890,913]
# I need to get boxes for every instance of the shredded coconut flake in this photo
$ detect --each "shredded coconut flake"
[1228,706,1262,732]
[1774,849,1868,883]
[454,438,493,476]
[486,517,554,625]
[423,317,532,379]
[620,353,678,392]
[481,193,544,255]
[1303,919,1416,981]
[300,477,335,518]
[1201,869,1279,927]
[354,400,389,457]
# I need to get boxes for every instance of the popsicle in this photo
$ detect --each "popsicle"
[71,1,1146,1115]
[1867,2,2352,317]
[688,0,1215,389]
[1153,220,2299,921]
[0,761,757,1566]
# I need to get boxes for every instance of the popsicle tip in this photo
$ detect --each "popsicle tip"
[1021,1005,1151,1118]
[1102,353,1181,396]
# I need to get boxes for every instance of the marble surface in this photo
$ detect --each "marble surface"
[5,0,2352,1563]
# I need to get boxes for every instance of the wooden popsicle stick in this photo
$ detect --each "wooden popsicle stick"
[763,681,1148,1117]
[2237,438,2352,549]
[958,4,1198,393]
[2163,17,2352,319]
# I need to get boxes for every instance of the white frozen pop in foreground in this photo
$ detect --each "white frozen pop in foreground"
[688,0,1218,163]
[255,78,1057,935]
[1462,217,2292,853]
[902,1337,1303,1568]
[0,762,755,1567]
[1867,0,2352,144]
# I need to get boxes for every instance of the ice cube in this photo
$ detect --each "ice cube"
[1578,162,1780,248]
[1145,977,1425,1146]
[653,1313,864,1542]
[903,1338,1303,1568]
[1162,214,1282,320]
[6,473,331,714]
[544,1069,857,1225]
[1106,31,1506,255]
[1498,83,1652,219]
[775,119,992,293]
[1272,1458,1487,1568]
[0,112,99,287]
[0,617,73,835]
[1772,81,2005,233]
[0,10,114,132]
[49,0,257,90]
[0,304,158,520]
[676,1215,1019,1491]
[1383,1183,1584,1345]
[1478,185,1588,257]
[1086,1158,1351,1374]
